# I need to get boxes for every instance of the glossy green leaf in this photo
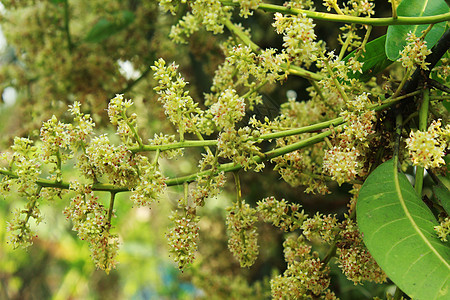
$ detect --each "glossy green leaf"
[385,0,449,61]
[357,160,450,300]
[85,11,135,43]
[344,35,393,82]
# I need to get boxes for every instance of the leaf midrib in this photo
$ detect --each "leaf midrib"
[393,163,450,269]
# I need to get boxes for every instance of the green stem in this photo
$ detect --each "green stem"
[338,25,355,60]
[331,0,344,15]
[107,192,116,226]
[286,64,323,81]
[393,69,411,99]
[324,59,350,103]
[391,0,398,19]
[393,114,403,168]
[360,25,373,51]
[224,18,260,53]
[415,88,430,195]
[122,111,143,148]
[233,171,242,208]
[152,149,160,166]
[55,150,62,183]
[129,140,217,153]
[23,186,43,226]
[221,2,450,26]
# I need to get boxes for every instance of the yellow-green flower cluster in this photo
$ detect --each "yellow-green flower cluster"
[64,183,119,274]
[7,194,42,249]
[208,43,284,108]
[166,211,200,270]
[272,12,319,67]
[271,235,335,299]
[301,213,339,243]
[406,119,449,169]
[399,31,432,71]
[9,137,41,194]
[151,58,203,135]
[233,0,261,18]
[257,196,306,232]
[434,217,450,242]
[323,106,376,185]
[78,135,138,186]
[129,155,167,207]
[210,89,246,129]
[335,219,387,285]
[167,0,233,43]
[148,133,184,159]
[191,172,226,207]
[323,145,362,185]
[217,127,265,171]
[2,138,43,249]
[226,199,259,267]
[107,94,140,146]
[191,151,226,206]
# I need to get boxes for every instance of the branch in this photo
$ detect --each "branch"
[221,1,450,26]
[0,90,420,193]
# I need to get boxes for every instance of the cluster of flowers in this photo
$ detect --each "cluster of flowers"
[217,127,265,171]
[265,99,329,194]
[434,217,450,242]
[406,119,450,169]
[233,0,262,18]
[323,93,376,185]
[272,12,319,67]
[226,199,259,267]
[207,42,284,108]
[151,59,203,137]
[191,151,227,207]
[6,192,42,249]
[64,183,119,274]
[108,94,140,147]
[210,89,246,129]
[1,95,172,272]
[149,134,184,159]
[166,0,233,43]
[336,219,387,284]
[399,31,432,71]
[257,196,306,232]
[256,196,386,286]
[166,208,200,270]
[271,235,336,299]
[2,137,42,249]
[301,212,386,284]
[323,0,375,16]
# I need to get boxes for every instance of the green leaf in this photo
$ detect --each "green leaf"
[85,10,135,43]
[433,183,450,214]
[357,160,450,300]
[344,35,393,82]
[385,0,450,61]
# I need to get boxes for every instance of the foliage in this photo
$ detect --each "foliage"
[0,0,449,299]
